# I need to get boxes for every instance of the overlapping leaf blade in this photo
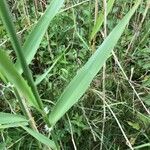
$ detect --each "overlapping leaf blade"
[0,50,39,108]
[48,0,141,126]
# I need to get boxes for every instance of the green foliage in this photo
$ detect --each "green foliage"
[90,0,115,40]
[0,50,39,108]
[21,126,56,149]
[48,0,141,126]
[15,0,65,73]
[0,0,150,149]
[0,112,27,125]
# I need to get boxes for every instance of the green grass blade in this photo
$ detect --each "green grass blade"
[0,0,44,110]
[0,50,39,108]
[134,143,150,149]
[0,122,28,129]
[35,55,62,85]
[90,0,115,40]
[15,0,64,73]
[0,112,27,125]
[0,71,7,83]
[21,126,56,150]
[48,0,141,126]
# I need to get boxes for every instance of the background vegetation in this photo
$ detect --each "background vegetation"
[0,0,150,149]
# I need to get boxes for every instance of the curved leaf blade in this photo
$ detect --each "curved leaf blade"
[48,0,141,126]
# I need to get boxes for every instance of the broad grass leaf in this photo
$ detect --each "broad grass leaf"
[0,112,27,125]
[48,0,141,126]
[15,0,64,73]
[0,50,39,108]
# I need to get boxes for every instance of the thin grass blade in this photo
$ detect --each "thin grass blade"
[35,54,62,85]
[90,0,115,40]
[133,143,150,149]
[48,0,141,126]
[21,126,56,150]
[0,122,28,129]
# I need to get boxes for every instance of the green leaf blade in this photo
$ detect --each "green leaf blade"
[48,0,141,126]
[15,0,64,73]
[0,112,27,125]
[0,50,39,108]
[35,55,62,85]
[22,126,56,150]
